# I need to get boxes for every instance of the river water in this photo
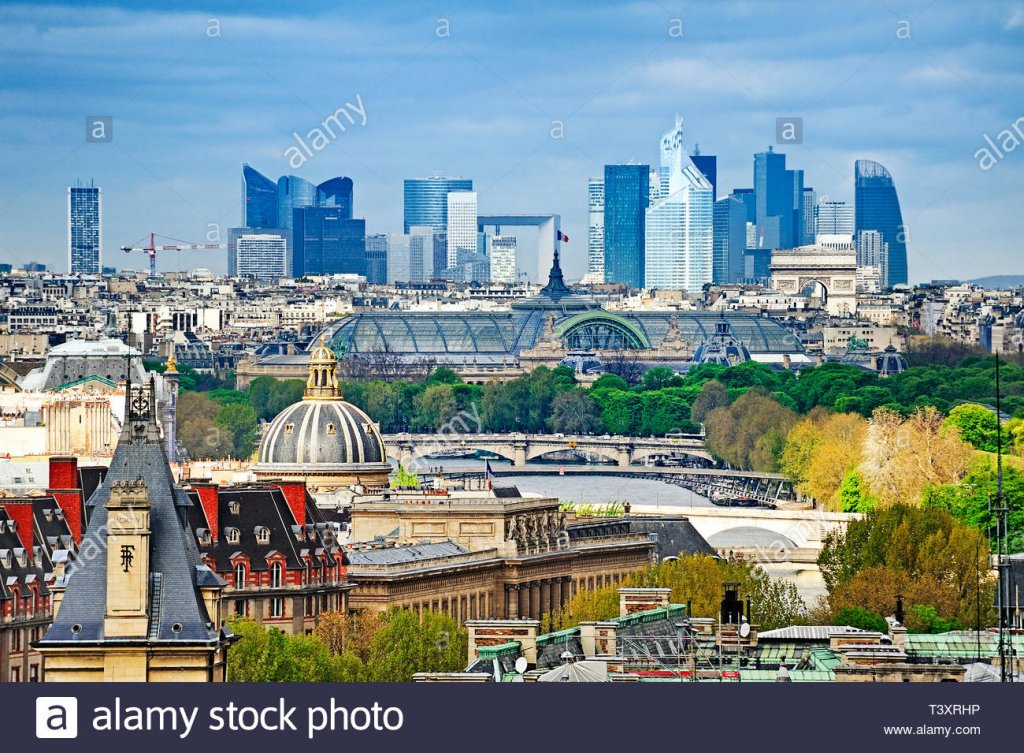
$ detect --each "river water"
[415,457,714,508]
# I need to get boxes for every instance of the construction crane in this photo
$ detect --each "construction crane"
[121,233,231,277]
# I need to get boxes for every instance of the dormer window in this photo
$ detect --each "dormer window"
[255,526,270,544]
[326,422,336,436]
[284,423,294,436]
[270,561,283,589]
[196,528,213,546]
[14,548,27,567]
[234,563,246,588]
[0,550,11,568]
[43,508,53,522]
[228,500,240,515]
[225,527,240,545]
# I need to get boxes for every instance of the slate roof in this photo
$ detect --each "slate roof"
[185,486,343,573]
[38,380,225,646]
[567,516,716,560]
[348,540,468,566]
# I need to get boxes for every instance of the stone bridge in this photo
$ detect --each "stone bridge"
[382,432,712,468]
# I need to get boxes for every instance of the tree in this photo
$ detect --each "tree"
[690,379,729,424]
[214,403,259,459]
[249,376,304,422]
[591,373,629,392]
[641,366,678,391]
[177,392,232,459]
[780,411,867,509]
[944,403,1001,453]
[412,384,458,431]
[832,607,889,633]
[363,609,468,682]
[704,388,797,471]
[426,365,462,386]
[547,391,602,434]
[603,350,644,386]
[905,335,986,368]
[226,619,360,682]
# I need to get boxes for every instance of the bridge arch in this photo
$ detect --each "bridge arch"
[523,446,622,465]
[707,527,798,550]
[630,445,713,464]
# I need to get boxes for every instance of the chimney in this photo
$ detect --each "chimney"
[192,482,220,542]
[48,455,78,490]
[2,499,34,557]
[579,621,618,657]
[276,481,307,528]
[618,587,672,617]
[47,455,82,542]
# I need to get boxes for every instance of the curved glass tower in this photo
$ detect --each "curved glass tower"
[855,159,908,287]
[277,175,317,229]
[241,164,278,228]
[316,177,354,216]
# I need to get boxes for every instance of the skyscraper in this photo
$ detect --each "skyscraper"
[242,164,278,228]
[365,233,388,284]
[229,231,290,280]
[753,147,803,249]
[292,207,365,277]
[68,181,101,274]
[855,159,908,287]
[587,177,605,278]
[645,117,713,292]
[446,191,478,269]
[489,235,517,283]
[713,195,747,284]
[802,187,816,246]
[690,149,717,200]
[241,165,354,229]
[856,228,889,291]
[815,199,854,239]
[403,174,473,233]
[603,164,649,288]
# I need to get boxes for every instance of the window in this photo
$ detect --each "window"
[12,628,22,651]
[234,599,246,617]
[29,664,39,683]
[11,667,20,683]
[270,597,283,618]
[226,528,239,544]
[255,526,270,544]
[234,563,246,587]
[270,562,283,589]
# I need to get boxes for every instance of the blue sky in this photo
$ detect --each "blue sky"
[1,0,1022,281]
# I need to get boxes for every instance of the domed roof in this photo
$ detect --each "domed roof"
[254,338,389,471]
[257,399,386,466]
[692,315,751,366]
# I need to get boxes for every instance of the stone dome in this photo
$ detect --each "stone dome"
[252,337,391,488]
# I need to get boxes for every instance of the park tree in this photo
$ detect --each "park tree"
[547,391,602,434]
[690,379,729,424]
[176,392,233,459]
[412,384,458,431]
[704,388,797,471]
[364,609,468,682]
[214,403,260,459]
[943,403,1002,453]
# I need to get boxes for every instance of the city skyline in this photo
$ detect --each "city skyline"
[0,1,1022,281]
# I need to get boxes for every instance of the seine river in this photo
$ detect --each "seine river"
[412,457,715,508]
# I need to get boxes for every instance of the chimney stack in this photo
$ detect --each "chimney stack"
[276,481,307,528]
[618,587,672,617]
[48,455,83,543]
[191,482,220,541]
[2,499,34,558]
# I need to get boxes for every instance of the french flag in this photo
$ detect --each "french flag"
[557,230,569,243]
[485,460,495,491]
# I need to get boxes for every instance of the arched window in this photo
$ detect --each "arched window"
[270,562,283,589]
[235,563,246,587]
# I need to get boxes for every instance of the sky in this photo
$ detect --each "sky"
[0,0,1022,282]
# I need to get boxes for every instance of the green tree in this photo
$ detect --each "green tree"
[690,379,729,424]
[547,390,602,434]
[364,609,468,682]
[412,384,458,431]
[838,470,875,513]
[944,403,1002,453]
[832,607,889,633]
[641,366,679,391]
[214,403,259,459]
[177,392,233,459]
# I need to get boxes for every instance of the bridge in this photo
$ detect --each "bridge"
[382,432,712,469]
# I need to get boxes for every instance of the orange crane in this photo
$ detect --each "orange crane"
[121,233,231,276]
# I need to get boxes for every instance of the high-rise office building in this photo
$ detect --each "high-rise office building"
[365,234,388,284]
[242,164,278,228]
[587,178,605,278]
[855,159,908,287]
[241,165,354,229]
[713,195,747,284]
[753,147,803,249]
[603,164,649,288]
[856,229,889,291]
[691,149,717,200]
[645,118,713,292]
[292,207,365,277]
[68,181,101,274]
[403,174,473,233]
[386,226,434,284]
[815,199,854,239]
[446,191,477,269]
[489,235,517,283]
[229,231,290,280]
[802,187,816,246]
[432,233,447,281]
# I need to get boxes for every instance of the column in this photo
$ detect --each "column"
[505,585,519,619]
[519,584,529,619]
[529,582,541,619]
[540,581,551,617]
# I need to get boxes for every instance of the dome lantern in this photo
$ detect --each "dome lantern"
[305,336,341,400]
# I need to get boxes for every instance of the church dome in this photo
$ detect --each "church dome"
[253,338,391,488]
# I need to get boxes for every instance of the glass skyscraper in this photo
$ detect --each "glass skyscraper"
[365,233,388,284]
[403,174,473,233]
[242,164,278,228]
[241,165,354,229]
[753,148,804,249]
[855,159,908,287]
[68,181,101,274]
[645,118,713,292]
[713,195,747,284]
[587,177,605,278]
[603,164,649,288]
[292,208,365,277]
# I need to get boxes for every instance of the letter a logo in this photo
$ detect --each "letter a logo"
[36,697,78,739]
